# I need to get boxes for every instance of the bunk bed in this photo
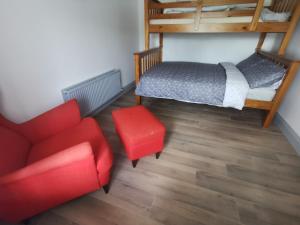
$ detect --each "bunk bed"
[134,0,300,128]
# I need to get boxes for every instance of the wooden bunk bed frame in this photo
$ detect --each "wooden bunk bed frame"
[135,0,300,128]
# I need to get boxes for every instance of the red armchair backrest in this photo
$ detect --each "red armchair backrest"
[0,126,31,177]
[0,114,19,131]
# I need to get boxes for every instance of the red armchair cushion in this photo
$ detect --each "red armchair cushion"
[0,126,31,176]
[27,118,102,164]
[0,143,100,223]
[112,106,166,160]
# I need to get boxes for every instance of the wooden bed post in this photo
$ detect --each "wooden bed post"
[263,62,300,128]
[145,0,150,50]
[159,33,164,61]
[136,0,151,105]
[135,54,142,105]
[256,33,267,51]
[278,2,300,55]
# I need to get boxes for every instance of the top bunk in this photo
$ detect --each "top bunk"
[146,0,300,33]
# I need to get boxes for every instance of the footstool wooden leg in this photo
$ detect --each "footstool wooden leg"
[156,152,161,159]
[132,160,139,168]
[103,184,110,194]
[23,219,31,225]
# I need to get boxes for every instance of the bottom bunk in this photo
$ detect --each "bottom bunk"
[134,48,300,128]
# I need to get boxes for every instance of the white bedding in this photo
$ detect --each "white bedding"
[221,62,277,109]
[221,62,250,110]
[150,16,262,25]
[220,63,276,109]
[247,88,276,101]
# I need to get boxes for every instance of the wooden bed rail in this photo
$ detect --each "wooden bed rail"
[134,47,162,104]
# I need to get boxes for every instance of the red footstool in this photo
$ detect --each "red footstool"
[112,106,166,168]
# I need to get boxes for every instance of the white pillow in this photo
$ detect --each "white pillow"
[261,8,291,22]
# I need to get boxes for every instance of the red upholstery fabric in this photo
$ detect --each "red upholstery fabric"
[28,118,104,164]
[0,100,81,144]
[112,106,166,160]
[0,143,99,223]
[28,117,114,185]
[0,127,31,177]
[92,129,114,186]
[0,100,113,223]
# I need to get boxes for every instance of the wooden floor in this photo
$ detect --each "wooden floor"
[12,92,300,225]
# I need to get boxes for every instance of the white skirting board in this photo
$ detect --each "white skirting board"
[275,114,300,155]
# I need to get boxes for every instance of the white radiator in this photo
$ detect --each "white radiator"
[62,70,122,116]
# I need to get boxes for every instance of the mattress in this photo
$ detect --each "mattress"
[136,62,277,110]
[150,16,262,25]
[247,87,276,101]
[159,0,273,8]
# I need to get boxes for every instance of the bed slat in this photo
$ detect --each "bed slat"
[150,0,259,8]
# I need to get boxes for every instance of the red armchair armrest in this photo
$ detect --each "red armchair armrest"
[0,142,94,184]
[0,100,81,143]
[0,142,100,223]
[94,133,114,186]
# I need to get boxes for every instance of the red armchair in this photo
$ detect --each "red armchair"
[0,100,113,223]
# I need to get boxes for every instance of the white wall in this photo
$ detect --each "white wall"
[0,0,140,123]
[162,33,281,64]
